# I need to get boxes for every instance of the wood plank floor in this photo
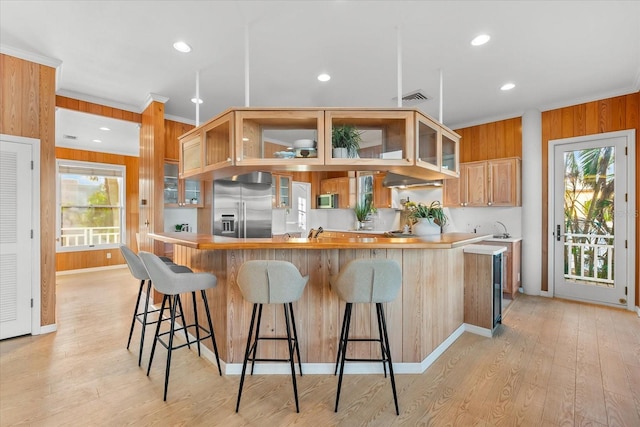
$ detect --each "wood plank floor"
[1,267,639,426]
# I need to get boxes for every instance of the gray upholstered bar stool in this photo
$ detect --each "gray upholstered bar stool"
[235,260,309,413]
[120,245,192,367]
[138,251,222,401]
[330,258,402,415]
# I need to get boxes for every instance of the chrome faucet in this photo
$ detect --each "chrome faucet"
[496,221,510,238]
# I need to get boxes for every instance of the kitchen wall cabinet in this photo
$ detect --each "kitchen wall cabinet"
[272,173,292,208]
[373,172,392,208]
[320,176,355,209]
[481,239,521,299]
[443,158,521,207]
[177,107,460,182]
[164,162,203,207]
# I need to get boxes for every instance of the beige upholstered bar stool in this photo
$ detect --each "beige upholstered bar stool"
[138,251,222,401]
[235,260,309,413]
[120,245,191,367]
[330,258,402,415]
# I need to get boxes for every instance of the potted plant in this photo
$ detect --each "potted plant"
[332,125,362,158]
[354,200,371,230]
[407,201,448,235]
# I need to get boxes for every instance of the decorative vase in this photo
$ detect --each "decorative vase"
[332,147,348,158]
[412,218,440,236]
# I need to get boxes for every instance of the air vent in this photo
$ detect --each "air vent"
[62,134,77,140]
[392,89,430,106]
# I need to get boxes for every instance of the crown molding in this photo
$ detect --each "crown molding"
[1,44,63,90]
[56,89,141,115]
[142,93,170,111]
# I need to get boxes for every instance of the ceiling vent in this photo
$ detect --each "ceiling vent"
[392,89,430,106]
[62,134,77,140]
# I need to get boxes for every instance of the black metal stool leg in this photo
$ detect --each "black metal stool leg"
[250,304,264,375]
[128,279,145,349]
[288,302,303,376]
[147,294,168,376]
[163,294,179,401]
[283,303,300,413]
[376,302,388,378]
[176,295,191,349]
[378,303,399,415]
[334,302,350,375]
[335,302,352,412]
[236,303,258,412]
[138,279,154,367]
[191,291,202,356]
[201,289,222,375]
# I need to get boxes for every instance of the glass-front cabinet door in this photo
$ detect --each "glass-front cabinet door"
[183,179,202,207]
[164,162,179,206]
[165,161,202,207]
[324,110,414,167]
[441,129,459,177]
[203,112,233,172]
[415,113,440,172]
[234,110,325,166]
[180,131,202,178]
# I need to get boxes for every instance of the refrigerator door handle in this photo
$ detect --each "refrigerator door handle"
[242,201,247,238]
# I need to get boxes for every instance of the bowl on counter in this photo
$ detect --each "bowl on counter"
[293,139,315,149]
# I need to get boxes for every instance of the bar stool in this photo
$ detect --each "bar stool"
[138,251,222,401]
[120,245,192,367]
[330,258,402,415]
[235,260,309,413]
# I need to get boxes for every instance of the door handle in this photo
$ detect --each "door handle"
[556,224,561,241]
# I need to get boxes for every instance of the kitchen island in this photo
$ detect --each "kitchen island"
[149,232,490,374]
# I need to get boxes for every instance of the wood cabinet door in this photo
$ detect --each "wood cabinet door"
[464,161,488,206]
[443,165,463,207]
[373,173,391,208]
[488,158,521,206]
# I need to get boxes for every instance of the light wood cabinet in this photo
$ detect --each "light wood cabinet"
[416,113,460,177]
[179,131,203,178]
[481,240,521,299]
[443,158,521,207]
[320,176,355,209]
[464,249,504,334]
[373,172,392,208]
[272,173,292,208]
[164,161,203,208]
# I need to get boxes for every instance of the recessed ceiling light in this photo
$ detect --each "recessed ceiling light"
[173,41,192,53]
[191,97,203,104]
[92,139,102,143]
[317,73,331,82]
[501,83,516,91]
[99,127,110,131]
[471,34,490,46]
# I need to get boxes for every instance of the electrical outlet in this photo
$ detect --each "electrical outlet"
[106,252,111,259]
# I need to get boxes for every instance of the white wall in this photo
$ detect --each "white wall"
[164,208,198,233]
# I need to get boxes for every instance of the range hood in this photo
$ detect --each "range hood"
[382,172,443,188]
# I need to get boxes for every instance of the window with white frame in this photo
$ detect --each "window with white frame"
[56,160,125,251]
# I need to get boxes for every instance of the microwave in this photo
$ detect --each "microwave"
[317,193,339,209]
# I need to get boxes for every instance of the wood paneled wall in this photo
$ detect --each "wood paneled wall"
[56,95,141,123]
[54,147,139,271]
[455,117,522,162]
[164,119,193,161]
[0,54,57,327]
[541,92,639,306]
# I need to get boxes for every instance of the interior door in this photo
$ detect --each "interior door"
[552,134,629,306]
[0,140,33,339]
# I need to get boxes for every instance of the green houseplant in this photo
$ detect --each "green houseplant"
[332,125,362,158]
[406,201,448,235]
[354,200,371,230]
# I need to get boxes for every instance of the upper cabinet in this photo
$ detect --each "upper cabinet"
[165,161,203,208]
[272,173,292,208]
[178,107,459,182]
[443,158,521,207]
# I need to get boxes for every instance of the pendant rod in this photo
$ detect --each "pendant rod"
[195,70,200,126]
[244,24,250,107]
[439,68,443,123]
[396,26,402,108]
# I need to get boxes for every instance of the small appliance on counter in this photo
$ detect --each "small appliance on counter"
[317,193,339,209]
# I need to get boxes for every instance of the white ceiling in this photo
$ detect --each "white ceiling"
[1,1,639,156]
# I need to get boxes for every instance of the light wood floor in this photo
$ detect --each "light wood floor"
[1,267,639,426]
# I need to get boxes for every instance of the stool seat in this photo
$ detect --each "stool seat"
[139,251,222,401]
[330,258,402,415]
[235,260,309,413]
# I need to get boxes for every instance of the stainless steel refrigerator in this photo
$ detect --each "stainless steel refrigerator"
[213,172,272,238]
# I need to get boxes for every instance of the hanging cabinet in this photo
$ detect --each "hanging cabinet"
[178,107,460,182]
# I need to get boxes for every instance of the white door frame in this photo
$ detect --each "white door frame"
[547,130,636,311]
[0,134,41,335]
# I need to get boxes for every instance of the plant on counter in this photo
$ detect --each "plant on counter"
[406,200,448,227]
[354,200,372,222]
[331,125,362,158]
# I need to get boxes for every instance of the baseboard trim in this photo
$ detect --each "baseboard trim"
[37,324,57,335]
[463,323,493,338]
[56,264,127,275]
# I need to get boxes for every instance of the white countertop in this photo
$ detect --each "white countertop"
[464,244,508,255]
[480,236,522,243]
